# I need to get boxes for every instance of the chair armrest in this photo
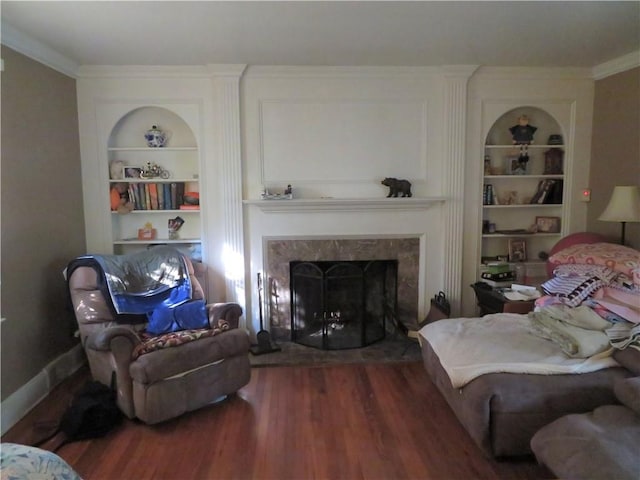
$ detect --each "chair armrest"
[85,326,141,352]
[207,302,243,329]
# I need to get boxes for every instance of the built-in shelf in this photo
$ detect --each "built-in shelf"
[107,147,197,152]
[483,204,562,209]
[482,233,561,238]
[484,174,564,180]
[243,197,446,213]
[484,144,565,149]
[111,210,199,214]
[114,238,200,244]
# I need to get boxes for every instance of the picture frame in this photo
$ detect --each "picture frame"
[508,239,527,262]
[506,155,527,175]
[543,148,564,174]
[123,166,142,179]
[535,216,561,233]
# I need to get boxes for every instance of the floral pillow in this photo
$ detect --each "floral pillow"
[549,242,640,278]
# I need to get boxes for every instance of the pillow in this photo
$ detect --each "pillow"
[549,242,640,277]
[146,300,208,335]
[552,263,618,283]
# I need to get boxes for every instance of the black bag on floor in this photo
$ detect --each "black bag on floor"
[59,381,122,441]
[35,379,122,451]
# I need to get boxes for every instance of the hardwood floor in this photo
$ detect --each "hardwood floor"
[2,362,551,480]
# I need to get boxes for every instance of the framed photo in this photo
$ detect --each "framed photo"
[123,166,142,179]
[535,216,561,233]
[543,148,564,174]
[506,155,527,175]
[508,239,527,262]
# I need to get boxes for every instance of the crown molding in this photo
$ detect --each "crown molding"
[1,21,79,78]
[244,65,443,79]
[592,50,640,80]
[474,66,593,80]
[76,65,212,78]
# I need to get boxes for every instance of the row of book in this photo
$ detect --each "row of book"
[483,184,496,205]
[484,179,563,206]
[124,182,198,211]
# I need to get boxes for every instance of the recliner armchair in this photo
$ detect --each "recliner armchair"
[67,251,251,424]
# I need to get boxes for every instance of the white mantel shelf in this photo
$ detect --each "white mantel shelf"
[243,197,446,213]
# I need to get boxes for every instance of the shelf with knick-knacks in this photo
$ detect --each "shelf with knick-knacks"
[107,106,202,255]
[480,106,566,273]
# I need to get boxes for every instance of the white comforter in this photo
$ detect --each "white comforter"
[419,314,619,388]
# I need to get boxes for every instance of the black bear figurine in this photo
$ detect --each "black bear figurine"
[381,177,412,197]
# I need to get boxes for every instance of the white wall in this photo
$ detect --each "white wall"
[75,65,595,332]
[242,66,447,199]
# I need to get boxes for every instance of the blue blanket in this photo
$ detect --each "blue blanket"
[72,246,192,315]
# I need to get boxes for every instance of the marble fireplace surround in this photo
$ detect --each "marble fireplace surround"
[265,238,420,339]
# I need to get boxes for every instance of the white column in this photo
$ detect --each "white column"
[209,65,247,308]
[442,66,478,316]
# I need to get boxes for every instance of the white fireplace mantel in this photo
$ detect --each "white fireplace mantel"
[243,197,446,213]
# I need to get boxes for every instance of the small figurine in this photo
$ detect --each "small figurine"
[140,161,170,179]
[381,177,412,197]
[509,115,537,145]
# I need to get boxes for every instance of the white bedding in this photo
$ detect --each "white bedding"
[419,314,619,388]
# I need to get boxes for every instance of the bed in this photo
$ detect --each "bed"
[420,235,640,458]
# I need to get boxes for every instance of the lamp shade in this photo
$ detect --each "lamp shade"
[598,186,640,223]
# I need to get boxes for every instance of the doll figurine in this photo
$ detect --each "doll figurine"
[509,115,537,145]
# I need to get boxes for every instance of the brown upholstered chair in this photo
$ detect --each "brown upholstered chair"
[67,252,251,425]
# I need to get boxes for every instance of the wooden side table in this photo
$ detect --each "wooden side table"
[470,283,535,316]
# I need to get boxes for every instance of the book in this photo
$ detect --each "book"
[127,184,137,209]
[144,184,151,210]
[480,278,514,288]
[537,179,556,204]
[486,261,511,274]
[170,183,178,209]
[176,182,185,207]
[483,184,495,205]
[546,179,563,204]
[179,204,200,211]
[481,271,516,281]
[137,184,146,210]
[157,183,164,209]
[163,183,172,209]
[149,183,159,210]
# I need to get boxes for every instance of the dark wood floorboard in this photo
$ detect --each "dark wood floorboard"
[2,362,552,480]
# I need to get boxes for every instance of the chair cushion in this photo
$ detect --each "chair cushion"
[129,328,250,384]
[133,318,229,359]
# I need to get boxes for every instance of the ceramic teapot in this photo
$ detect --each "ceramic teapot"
[144,125,168,148]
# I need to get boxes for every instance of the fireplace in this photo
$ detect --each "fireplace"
[290,260,397,350]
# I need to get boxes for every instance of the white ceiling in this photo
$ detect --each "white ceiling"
[2,1,639,71]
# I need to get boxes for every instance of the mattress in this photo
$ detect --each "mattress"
[420,331,630,457]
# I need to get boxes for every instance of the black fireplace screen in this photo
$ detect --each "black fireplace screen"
[290,260,398,350]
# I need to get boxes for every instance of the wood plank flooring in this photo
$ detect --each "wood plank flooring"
[2,362,551,480]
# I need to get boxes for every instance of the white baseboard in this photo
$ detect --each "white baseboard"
[1,344,86,435]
